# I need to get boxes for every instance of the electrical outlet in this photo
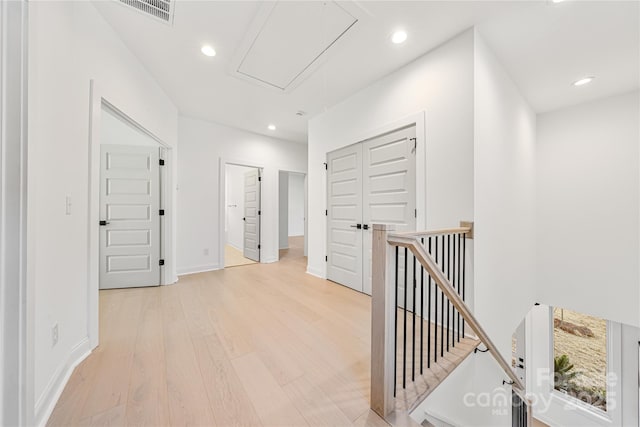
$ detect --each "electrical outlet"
[203,248,209,256]
[52,323,59,347]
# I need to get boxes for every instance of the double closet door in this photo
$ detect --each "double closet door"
[327,125,416,296]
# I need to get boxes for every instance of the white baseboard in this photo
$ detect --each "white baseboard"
[532,411,556,427]
[421,409,457,427]
[177,264,221,276]
[306,266,325,279]
[227,242,242,252]
[35,337,92,427]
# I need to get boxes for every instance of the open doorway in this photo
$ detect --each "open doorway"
[278,171,307,263]
[224,163,261,267]
[99,103,166,289]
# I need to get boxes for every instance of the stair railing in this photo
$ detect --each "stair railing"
[370,223,531,426]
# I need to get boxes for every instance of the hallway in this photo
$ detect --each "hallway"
[47,241,387,426]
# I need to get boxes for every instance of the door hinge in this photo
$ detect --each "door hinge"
[159,159,165,166]
[324,162,328,170]
[159,209,165,216]
[258,176,262,182]
[258,244,261,249]
[414,208,417,218]
[258,210,261,215]
[159,259,165,266]
[325,209,328,216]
[325,255,328,262]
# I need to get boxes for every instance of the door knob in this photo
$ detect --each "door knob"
[99,220,110,226]
[362,224,369,230]
[350,224,362,229]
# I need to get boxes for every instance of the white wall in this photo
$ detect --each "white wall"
[27,2,178,424]
[101,106,161,147]
[307,29,475,278]
[473,32,537,348]
[419,31,538,427]
[279,171,289,249]
[177,117,307,274]
[225,164,254,251]
[536,91,640,328]
[288,173,305,236]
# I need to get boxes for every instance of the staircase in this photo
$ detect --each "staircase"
[393,315,480,413]
[370,223,531,427]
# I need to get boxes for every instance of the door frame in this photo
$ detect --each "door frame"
[218,158,264,268]
[87,81,174,348]
[277,169,308,260]
[324,111,426,285]
[0,1,31,424]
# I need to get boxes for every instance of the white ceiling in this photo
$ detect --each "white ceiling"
[94,1,639,143]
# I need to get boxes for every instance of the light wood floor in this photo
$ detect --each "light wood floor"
[279,235,305,265]
[48,237,540,427]
[224,244,257,268]
[48,239,390,427]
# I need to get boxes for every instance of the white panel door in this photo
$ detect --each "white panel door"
[243,169,261,262]
[362,126,416,297]
[327,144,363,292]
[99,145,160,289]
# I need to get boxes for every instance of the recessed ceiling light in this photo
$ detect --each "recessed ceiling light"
[268,124,276,131]
[201,45,216,57]
[551,0,564,3]
[391,30,408,44]
[573,76,595,87]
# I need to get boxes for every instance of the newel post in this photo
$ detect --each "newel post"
[370,224,396,418]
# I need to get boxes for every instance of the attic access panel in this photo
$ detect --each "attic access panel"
[232,1,358,92]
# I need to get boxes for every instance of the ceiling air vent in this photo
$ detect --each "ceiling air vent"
[118,0,174,25]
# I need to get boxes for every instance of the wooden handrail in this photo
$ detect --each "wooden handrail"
[389,221,474,240]
[389,227,470,239]
[385,233,524,392]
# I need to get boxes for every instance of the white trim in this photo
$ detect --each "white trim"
[218,157,265,269]
[306,266,326,279]
[227,242,243,252]
[277,169,307,261]
[101,100,169,147]
[0,1,30,424]
[34,338,91,427]
[547,321,623,425]
[177,265,221,276]
[422,409,458,427]
[87,82,177,349]
[538,306,624,426]
[87,81,101,349]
